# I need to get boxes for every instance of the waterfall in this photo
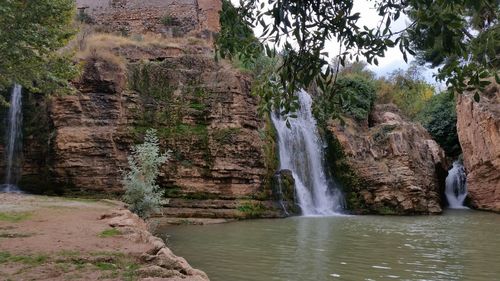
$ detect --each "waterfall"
[1,84,23,193]
[271,90,344,215]
[445,161,467,209]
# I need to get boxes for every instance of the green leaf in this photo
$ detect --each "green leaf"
[474,92,480,102]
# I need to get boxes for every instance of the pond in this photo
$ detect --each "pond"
[161,210,500,281]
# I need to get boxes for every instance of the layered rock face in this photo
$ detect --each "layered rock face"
[49,57,135,194]
[327,104,447,214]
[0,0,283,219]
[46,41,281,218]
[456,83,500,212]
[76,0,221,39]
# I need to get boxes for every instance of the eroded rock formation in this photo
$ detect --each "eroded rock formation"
[327,104,447,215]
[456,83,500,212]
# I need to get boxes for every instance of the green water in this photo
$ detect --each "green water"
[161,210,500,281]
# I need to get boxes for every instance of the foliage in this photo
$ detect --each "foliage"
[237,201,266,218]
[407,0,499,94]
[376,64,435,119]
[335,76,377,121]
[216,0,262,64]
[98,228,122,238]
[76,9,94,24]
[122,129,169,218]
[0,252,47,265]
[314,75,376,124]
[0,0,79,93]
[416,91,461,157]
[217,0,498,114]
[0,212,32,222]
[160,15,174,26]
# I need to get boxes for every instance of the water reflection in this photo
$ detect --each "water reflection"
[162,210,500,281]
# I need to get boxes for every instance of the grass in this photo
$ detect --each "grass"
[0,251,48,265]
[237,202,266,218]
[0,232,33,238]
[212,128,241,144]
[77,47,127,73]
[0,212,32,223]
[99,228,122,238]
[0,250,140,281]
[96,262,117,270]
[78,33,206,55]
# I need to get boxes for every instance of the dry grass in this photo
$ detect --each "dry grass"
[77,47,127,70]
[77,33,207,55]
[75,32,210,70]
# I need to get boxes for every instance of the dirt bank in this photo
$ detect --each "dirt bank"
[0,193,209,281]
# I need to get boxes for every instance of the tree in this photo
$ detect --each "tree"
[122,129,170,218]
[407,0,500,96]
[376,64,435,119]
[218,0,499,113]
[0,0,78,93]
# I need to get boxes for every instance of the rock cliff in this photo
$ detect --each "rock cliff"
[326,104,447,215]
[0,0,284,219]
[47,36,281,218]
[456,83,500,212]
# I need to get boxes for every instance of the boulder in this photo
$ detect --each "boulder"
[327,104,447,215]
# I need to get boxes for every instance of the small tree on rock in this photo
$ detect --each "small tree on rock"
[122,129,169,218]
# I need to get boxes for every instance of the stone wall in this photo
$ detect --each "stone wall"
[76,0,221,39]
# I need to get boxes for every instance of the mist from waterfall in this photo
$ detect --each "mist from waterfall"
[1,84,23,193]
[271,90,344,215]
[445,161,467,209]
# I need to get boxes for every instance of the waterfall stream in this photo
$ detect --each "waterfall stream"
[271,90,344,215]
[445,161,467,209]
[1,84,23,193]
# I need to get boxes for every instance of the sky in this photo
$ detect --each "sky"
[240,0,441,85]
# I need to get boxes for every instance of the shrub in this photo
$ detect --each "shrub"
[335,75,376,121]
[122,129,170,218]
[160,15,174,26]
[313,75,376,124]
[77,10,94,24]
[416,91,461,157]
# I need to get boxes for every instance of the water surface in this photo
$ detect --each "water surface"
[162,210,500,281]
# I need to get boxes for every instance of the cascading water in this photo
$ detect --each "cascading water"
[271,90,344,215]
[445,161,467,209]
[1,84,23,193]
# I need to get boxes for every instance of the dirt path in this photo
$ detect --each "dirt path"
[0,193,209,281]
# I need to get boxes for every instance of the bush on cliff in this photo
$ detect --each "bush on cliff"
[416,91,461,157]
[122,129,170,218]
[313,75,376,125]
